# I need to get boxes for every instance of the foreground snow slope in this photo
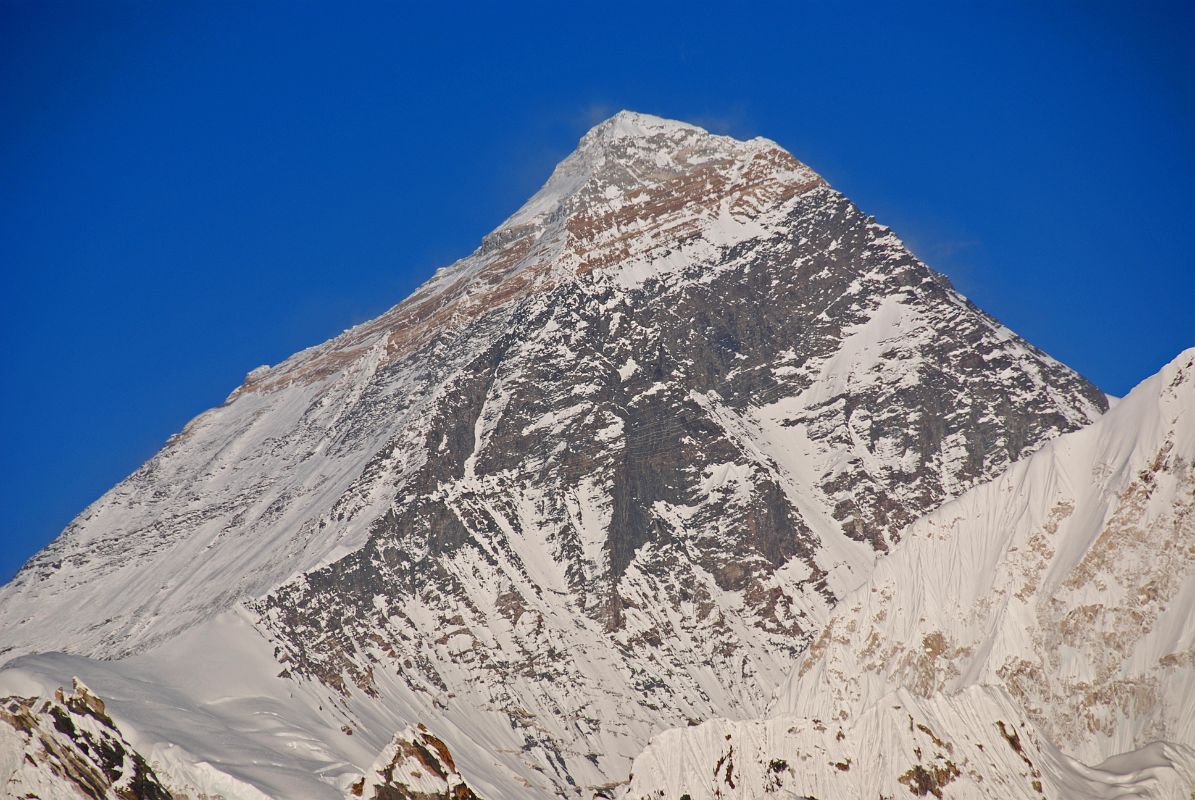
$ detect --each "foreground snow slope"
[628,686,1195,800]
[0,612,359,799]
[0,112,1109,798]
[624,348,1195,799]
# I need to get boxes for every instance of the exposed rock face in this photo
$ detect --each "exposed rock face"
[351,724,480,800]
[0,112,1110,797]
[0,678,173,800]
[622,350,1195,798]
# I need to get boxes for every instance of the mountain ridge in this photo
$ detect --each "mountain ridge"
[227,110,821,402]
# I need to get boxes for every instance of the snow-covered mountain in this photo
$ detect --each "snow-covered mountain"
[624,348,1195,799]
[0,112,1126,798]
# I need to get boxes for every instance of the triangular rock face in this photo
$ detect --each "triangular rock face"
[0,113,1108,796]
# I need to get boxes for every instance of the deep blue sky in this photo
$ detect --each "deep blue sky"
[2,1,1192,582]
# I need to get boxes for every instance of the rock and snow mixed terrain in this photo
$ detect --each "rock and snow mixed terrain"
[351,723,480,800]
[0,112,1187,799]
[624,348,1195,799]
[0,678,173,799]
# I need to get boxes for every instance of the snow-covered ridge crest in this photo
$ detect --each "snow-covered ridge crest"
[774,347,1195,757]
[501,110,797,228]
[625,685,1195,799]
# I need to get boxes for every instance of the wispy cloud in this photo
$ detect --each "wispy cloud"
[577,101,616,127]
[688,106,753,138]
[924,238,980,260]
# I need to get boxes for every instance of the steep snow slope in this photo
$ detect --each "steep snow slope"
[0,112,1109,798]
[624,348,1195,799]
[776,347,1195,760]
[0,612,356,799]
[0,612,553,799]
[627,686,1195,799]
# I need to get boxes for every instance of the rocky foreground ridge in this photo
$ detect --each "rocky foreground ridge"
[0,679,173,800]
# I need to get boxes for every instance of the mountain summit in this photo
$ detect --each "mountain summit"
[0,113,1116,798]
[501,110,814,227]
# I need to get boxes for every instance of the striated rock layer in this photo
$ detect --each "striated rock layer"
[0,112,1109,797]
